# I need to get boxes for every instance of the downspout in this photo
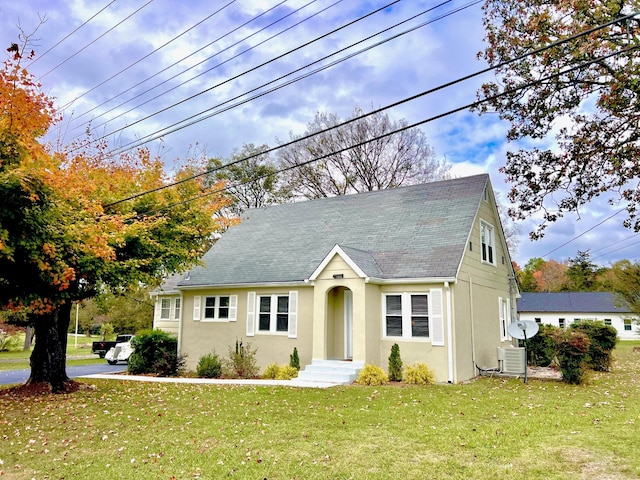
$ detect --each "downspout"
[469,274,477,368]
[445,282,455,383]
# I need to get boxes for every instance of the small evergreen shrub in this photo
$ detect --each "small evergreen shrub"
[570,320,618,371]
[128,329,185,377]
[388,343,403,381]
[275,365,299,380]
[196,352,222,378]
[290,347,300,370]
[554,330,591,385]
[404,362,436,385]
[262,363,281,379]
[356,364,388,386]
[527,324,560,367]
[223,340,259,379]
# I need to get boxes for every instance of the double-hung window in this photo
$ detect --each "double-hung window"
[480,220,496,265]
[174,298,181,321]
[258,295,290,333]
[384,293,430,339]
[160,298,171,320]
[204,296,231,321]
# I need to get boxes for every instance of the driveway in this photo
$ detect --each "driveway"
[0,362,128,385]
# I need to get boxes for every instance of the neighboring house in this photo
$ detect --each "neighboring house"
[517,292,639,340]
[150,273,183,337]
[154,174,519,383]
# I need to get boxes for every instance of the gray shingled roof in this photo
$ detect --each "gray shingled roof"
[517,292,632,314]
[178,174,489,287]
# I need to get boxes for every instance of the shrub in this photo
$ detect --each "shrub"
[404,362,436,385]
[275,365,299,380]
[223,340,259,379]
[262,363,281,379]
[290,347,300,370]
[128,329,185,377]
[554,330,591,385]
[388,343,403,381]
[526,324,560,367]
[196,352,222,378]
[570,320,618,371]
[356,364,388,386]
[0,327,22,352]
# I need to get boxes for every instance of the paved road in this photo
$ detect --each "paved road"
[0,362,128,385]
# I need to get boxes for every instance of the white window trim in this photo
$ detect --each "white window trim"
[160,298,171,320]
[256,294,291,335]
[381,292,431,341]
[193,295,237,322]
[246,291,297,337]
[173,298,181,322]
[480,220,496,266]
[499,297,509,341]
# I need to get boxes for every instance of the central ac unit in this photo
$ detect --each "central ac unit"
[497,347,526,374]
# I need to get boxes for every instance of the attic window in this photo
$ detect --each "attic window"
[480,220,496,266]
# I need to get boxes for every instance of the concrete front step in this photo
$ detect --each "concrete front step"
[296,359,364,385]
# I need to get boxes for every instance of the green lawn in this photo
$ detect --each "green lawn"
[1,342,639,479]
[0,334,101,371]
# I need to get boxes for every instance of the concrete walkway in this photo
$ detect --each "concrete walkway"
[81,373,342,389]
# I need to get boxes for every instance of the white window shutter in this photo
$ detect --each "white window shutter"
[288,291,298,339]
[246,292,256,336]
[430,288,445,346]
[193,295,201,321]
[229,295,238,321]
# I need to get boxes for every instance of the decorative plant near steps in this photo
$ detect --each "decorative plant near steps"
[388,343,403,381]
[289,347,300,371]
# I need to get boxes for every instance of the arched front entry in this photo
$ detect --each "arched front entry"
[326,286,353,360]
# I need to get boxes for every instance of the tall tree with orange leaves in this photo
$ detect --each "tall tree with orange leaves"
[0,48,230,392]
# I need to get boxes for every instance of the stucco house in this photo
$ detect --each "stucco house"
[517,292,639,340]
[153,174,519,384]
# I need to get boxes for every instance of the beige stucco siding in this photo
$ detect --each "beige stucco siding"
[377,283,451,383]
[179,286,314,373]
[454,189,516,379]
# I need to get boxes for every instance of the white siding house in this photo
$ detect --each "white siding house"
[517,292,639,340]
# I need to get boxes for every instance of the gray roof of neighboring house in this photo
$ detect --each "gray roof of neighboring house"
[517,292,632,314]
[177,174,490,288]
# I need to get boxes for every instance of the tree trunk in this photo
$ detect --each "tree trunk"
[23,326,34,351]
[27,302,71,393]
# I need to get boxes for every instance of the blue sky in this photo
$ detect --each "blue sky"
[1,0,637,267]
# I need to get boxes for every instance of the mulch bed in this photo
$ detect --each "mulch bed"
[0,380,91,399]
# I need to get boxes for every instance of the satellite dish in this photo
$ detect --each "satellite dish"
[508,320,539,340]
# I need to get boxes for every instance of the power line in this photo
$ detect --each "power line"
[73,0,404,153]
[58,0,237,111]
[147,41,640,216]
[105,38,640,212]
[97,0,466,157]
[28,0,117,66]
[39,0,156,80]
[105,5,632,160]
[539,209,626,259]
[67,0,330,136]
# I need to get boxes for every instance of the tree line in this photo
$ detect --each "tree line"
[514,251,640,315]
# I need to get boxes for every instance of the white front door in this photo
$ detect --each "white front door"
[344,289,353,359]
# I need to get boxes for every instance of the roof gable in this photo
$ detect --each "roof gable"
[179,175,490,287]
[309,245,373,281]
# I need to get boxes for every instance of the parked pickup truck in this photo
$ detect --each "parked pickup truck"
[92,334,135,358]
